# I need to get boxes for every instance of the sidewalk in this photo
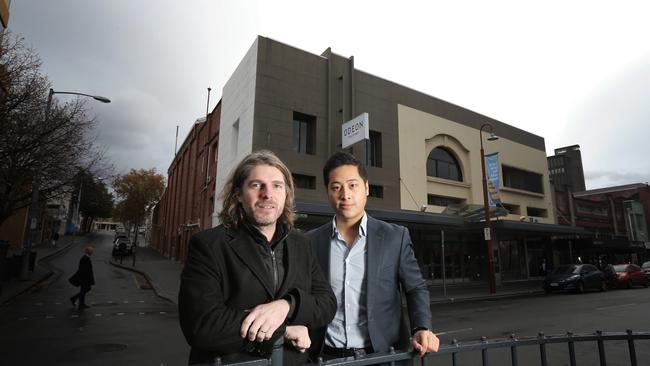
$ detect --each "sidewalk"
[108,248,544,306]
[109,245,183,304]
[0,235,80,305]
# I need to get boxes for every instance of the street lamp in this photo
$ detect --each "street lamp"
[20,88,110,280]
[479,123,499,294]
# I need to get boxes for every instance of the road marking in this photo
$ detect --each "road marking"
[70,315,79,318]
[18,317,28,321]
[139,312,146,315]
[95,313,103,317]
[596,303,636,311]
[123,300,129,303]
[108,300,114,304]
[159,311,167,315]
[35,302,43,306]
[46,315,55,319]
[55,302,62,305]
[117,312,125,316]
[138,300,145,303]
[436,328,474,336]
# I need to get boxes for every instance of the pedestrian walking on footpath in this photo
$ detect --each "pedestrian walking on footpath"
[69,246,95,311]
[51,231,59,248]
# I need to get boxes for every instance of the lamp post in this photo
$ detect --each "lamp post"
[479,123,499,294]
[20,88,110,280]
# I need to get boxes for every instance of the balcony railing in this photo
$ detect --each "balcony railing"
[199,330,650,366]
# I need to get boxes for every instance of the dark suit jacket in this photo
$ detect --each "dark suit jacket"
[307,215,432,354]
[178,225,336,365]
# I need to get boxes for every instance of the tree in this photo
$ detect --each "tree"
[0,32,107,226]
[75,170,114,233]
[112,168,165,239]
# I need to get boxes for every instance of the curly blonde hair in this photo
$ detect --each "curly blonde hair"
[218,150,296,229]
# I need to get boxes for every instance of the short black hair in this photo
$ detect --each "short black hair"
[322,151,368,186]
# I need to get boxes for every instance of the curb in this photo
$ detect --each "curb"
[108,259,176,304]
[429,290,546,306]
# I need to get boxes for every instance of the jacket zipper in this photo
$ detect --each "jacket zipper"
[269,248,278,295]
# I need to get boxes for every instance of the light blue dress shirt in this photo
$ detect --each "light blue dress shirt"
[325,213,371,348]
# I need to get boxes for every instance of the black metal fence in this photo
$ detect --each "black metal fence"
[202,330,650,366]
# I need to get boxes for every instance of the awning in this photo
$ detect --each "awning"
[295,201,464,227]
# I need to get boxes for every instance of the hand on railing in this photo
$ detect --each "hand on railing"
[284,325,311,353]
[412,330,440,356]
[240,299,291,342]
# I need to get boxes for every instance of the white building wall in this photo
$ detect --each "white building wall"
[212,38,258,227]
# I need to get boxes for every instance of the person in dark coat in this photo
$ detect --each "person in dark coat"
[178,150,336,365]
[69,246,95,310]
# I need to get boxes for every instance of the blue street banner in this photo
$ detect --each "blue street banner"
[485,152,502,206]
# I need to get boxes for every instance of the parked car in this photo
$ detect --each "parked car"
[642,261,650,281]
[612,264,648,289]
[112,237,134,257]
[542,264,606,293]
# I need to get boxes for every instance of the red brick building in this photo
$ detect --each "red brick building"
[150,101,220,262]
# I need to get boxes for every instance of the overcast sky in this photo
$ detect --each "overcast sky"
[9,1,650,190]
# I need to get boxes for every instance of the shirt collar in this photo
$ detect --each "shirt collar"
[331,211,367,238]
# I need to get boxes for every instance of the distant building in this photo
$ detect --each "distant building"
[150,102,220,261]
[548,145,586,193]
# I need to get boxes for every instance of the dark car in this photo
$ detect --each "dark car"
[112,237,134,257]
[642,261,650,281]
[543,264,606,293]
[612,264,648,289]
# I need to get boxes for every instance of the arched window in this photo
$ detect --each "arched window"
[427,147,463,181]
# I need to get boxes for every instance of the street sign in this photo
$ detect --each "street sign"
[484,227,491,241]
[341,112,369,149]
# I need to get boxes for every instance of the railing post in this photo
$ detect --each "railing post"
[271,336,284,365]
[509,334,518,366]
[388,346,396,366]
[481,336,489,366]
[538,332,548,366]
[211,357,222,366]
[596,330,607,366]
[567,331,576,366]
[451,339,459,366]
[626,329,637,366]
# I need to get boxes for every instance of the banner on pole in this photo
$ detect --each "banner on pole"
[485,152,502,206]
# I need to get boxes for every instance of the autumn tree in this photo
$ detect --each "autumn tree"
[0,32,106,226]
[112,168,165,242]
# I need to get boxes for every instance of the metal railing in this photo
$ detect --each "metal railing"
[203,330,650,366]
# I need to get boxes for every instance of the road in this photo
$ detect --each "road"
[430,282,650,365]
[0,233,188,366]
[2,232,649,366]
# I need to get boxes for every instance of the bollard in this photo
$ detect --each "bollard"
[567,331,576,366]
[509,333,518,366]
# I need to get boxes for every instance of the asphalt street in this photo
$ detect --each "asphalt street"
[0,233,188,366]
[2,232,649,366]
[429,283,650,365]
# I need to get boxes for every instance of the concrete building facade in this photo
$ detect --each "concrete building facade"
[206,36,570,284]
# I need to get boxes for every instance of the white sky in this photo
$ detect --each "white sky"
[9,0,650,189]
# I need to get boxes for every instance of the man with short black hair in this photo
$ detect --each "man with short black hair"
[308,151,439,360]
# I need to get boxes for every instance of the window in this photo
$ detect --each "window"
[427,194,464,206]
[501,203,521,215]
[292,173,316,190]
[292,111,316,155]
[527,207,548,218]
[426,147,462,181]
[368,184,383,198]
[366,130,382,167]
[502,165,543,193]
